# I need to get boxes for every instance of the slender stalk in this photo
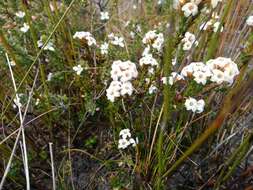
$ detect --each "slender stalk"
[0,54,31,190]
[49,143,56,190]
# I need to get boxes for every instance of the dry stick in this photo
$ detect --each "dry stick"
[49,143,56,190]
[1,54,30,190]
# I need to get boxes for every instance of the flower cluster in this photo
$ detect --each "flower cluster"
[106,60,138,102]
[118,129,137,149]
[206,57,240,84]
[108,33,124,47]
[181,32,198,51]
[139,53,158,67]
[73,64,84,75]
[37,37,55,51]
[181,62,212,85]
[142,30,164,52]
[100,11,109,21]
[181,1,199,17]
[73,31,96,46]
[185,97,205,113]
[181,57,239,85]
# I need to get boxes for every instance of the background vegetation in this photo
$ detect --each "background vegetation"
[0,0,253,189]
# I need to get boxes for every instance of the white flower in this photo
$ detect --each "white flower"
[130,31,135,39]
[148,67,155,74]
[142,46,151,56]
[119,129,131,139]
[185,97,205,113]
[73,31,96,46]
[111,36,124,47]
[246,16,253,26]
[107,60,138,102]
[73,64,83,75]
[118,138,130,149]
[47,72,53,81]
[182,2,198,17]
[211,0,222,8]
[207,57,239,84]
[100,11,109,21]
[183,41,193,50]
[20,23,30,33]
[142,30,164,51]
[100,42,109,55]
[193,71,208,85]
[185,97,198,112]
[35,98,40,106]
[13,93,24,109]
[15,11,25,18]
[210,69,225,84]
[37,38,55,51]
[120,82,133,96]
[118,129,137,149]
[139,54,158,67]
[196,99,205,113]
[213,21,223,32]
[10,60,16,66]
[182,32,198,50]
[129,138,137,147]
[181,64,194,77]
[148,85,157,94]
[152,33,164,51]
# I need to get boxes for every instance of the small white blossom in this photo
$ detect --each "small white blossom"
[119,129,131,139]
[73,64,84,75]
[20,23,30,33]
[100,11,109,21]
[118,129,137,149]
[110,36,124,47]
[37,38,55,51]
[13,94,23,109]
[142,30,164,51]
[118,138,130,149]
[213,21,223,32]
[100,42,109,55]
[185,97,205,113]
[246,16,253,26]
[182,2,198,17]
[73,31,96,46]
[148,85,157,94]
[47,72,53,81]
[139,54,158,67]
[181,32,198,51]
[15,11,25,18]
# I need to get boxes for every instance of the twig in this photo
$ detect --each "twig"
[49,143,56,190]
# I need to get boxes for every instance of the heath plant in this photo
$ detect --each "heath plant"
[0,0,253,189]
